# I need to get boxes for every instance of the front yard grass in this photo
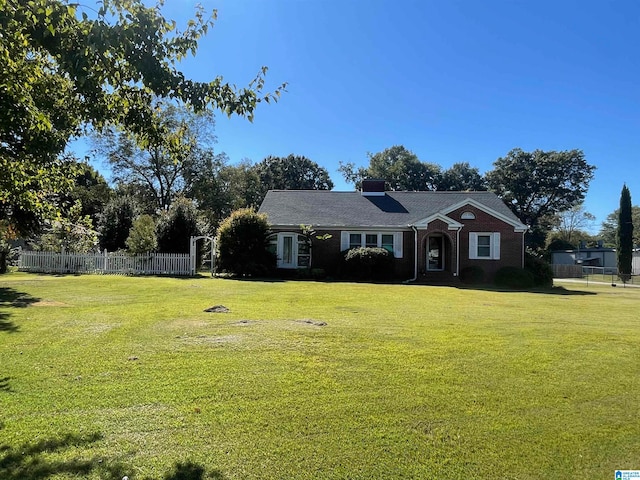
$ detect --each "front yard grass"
[1,272,639,479]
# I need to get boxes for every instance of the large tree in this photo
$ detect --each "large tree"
[486,148,595,249]
[92,103,218,210]
[549,204,595,246]
[438,162,487,191]
[187,159,263,227]
[0,0,285,235]
[253,155,334,200]
[617,184,634,281]
[339,145,441,191]
[59,160,112,225]
[599,205,640,247]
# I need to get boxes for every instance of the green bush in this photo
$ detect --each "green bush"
[156,197,200,254]
[525,253,554,287]
[343,247,393,281]
[98,195,136,251]
[495,266,535,289]
[216,209,275,277]
[460,265,485,284]
[126,215,157,254]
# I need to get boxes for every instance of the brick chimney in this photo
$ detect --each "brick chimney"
[361,179,386,196]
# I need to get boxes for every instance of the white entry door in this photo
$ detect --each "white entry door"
[279,234,296,268]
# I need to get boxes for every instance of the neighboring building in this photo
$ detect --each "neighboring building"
[551,246,617,273]
[258,180,528,282]
[551,247,640,275]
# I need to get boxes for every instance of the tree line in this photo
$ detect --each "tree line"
[1,0,636,272]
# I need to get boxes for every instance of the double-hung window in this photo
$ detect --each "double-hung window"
[349,233,362,249]
[341,232,403,258]
[469,232,500,260]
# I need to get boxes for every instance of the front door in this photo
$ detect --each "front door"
[279,234,296,268]
[427,236,444,271]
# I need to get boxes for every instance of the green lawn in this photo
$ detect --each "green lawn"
[1,272,639,479]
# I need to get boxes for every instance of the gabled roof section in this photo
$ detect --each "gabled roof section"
[414,213,463,230]
[259,190,527,230]
[441,198,528,232]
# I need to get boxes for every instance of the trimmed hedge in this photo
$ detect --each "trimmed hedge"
[525,254,554,287]
[343,247,393,281]
[460,265,484,284]
[494,266,535,289]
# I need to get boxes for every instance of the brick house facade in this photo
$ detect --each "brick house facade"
[258,181,527,282]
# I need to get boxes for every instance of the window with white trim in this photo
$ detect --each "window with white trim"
[341,232,403,258]
[469,232,500,260]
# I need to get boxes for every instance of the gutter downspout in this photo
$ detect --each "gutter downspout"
[522,230,527,268]
[404,225,419,283]
[456,226,462,277]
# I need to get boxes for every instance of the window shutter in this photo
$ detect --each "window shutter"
[469,233,478,259]
[393,232,403,258]
[492,232,501,260]
[340,231,350,251]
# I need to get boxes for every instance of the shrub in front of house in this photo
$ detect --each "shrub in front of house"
[525,253,554,287]
[460,265,485,284]
[343,247,393,281]
[494,266,535,289]
[216,208,276,277]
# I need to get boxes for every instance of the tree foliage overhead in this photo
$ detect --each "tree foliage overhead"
[485,148,596,247]
[339,145,441,191]
[60,160,112,224]
[617,184,633,278]
[253,155,334,199]
[0,0,285,233]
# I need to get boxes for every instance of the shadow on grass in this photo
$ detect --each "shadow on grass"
[0,433,226,480]
[0,432,126,480]
[160,461,226,480]
[0,287,41,333]
[0,377,10,392]
[454,284,597,296]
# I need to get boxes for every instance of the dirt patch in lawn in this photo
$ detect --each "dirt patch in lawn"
[204,305,230,313]
[296,319,327,327]
[84,323,119,334]
[231,320,255,326]
[178,334,240,345]
[31,300,69,307]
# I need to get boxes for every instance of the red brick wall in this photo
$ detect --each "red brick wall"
[449,205,524,281]
[270,209,523,282]
[269,228,415,279]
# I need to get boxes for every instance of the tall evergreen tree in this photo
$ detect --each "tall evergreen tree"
[617,184,633,281]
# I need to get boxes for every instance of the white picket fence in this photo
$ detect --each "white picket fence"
[18,250,192,276]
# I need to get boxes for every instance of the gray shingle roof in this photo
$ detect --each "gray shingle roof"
[258,190,524,228]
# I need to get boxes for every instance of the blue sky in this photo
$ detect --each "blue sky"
[82,0,640,232]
